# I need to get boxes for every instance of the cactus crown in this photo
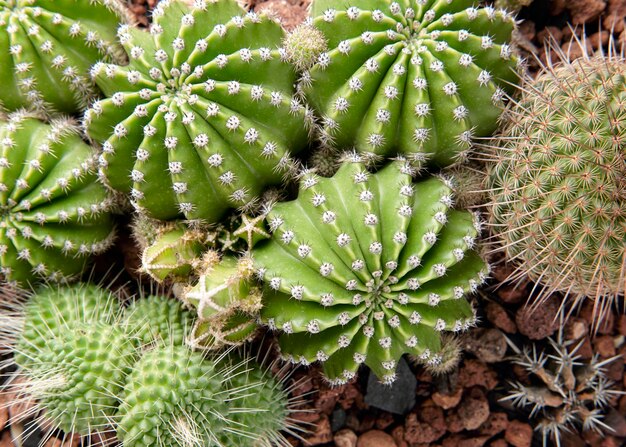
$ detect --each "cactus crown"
[86,0,311,223]
[487,54,626,326]
[0,112,115,285]
[301,0,519,166]
[255,156,486,384]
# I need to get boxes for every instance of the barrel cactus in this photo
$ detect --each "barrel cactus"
[85,0,311,222]
[0,0,128,114]
[0,112,115,285]
[487,55,626,327]
[255,156,486,384]
[298,0,519,166]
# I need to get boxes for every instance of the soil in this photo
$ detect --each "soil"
[1,1,626,447]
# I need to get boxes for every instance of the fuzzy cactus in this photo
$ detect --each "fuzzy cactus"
[502,335,624,446]
[85,0,311,222]
[297,0,519,166]
[255,156,486,384]
[0,0,128,114]
[487,55,626,326]
[0,112,115,285]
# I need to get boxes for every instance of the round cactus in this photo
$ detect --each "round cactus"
[297,0,519,166]
[255,156,486,384]
[85,0,311,222]
[487,55,626,325]
[0,0,129,114]
[0,112,116,285]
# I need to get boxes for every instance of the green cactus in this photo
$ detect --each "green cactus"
[0,0,129,114]
[255,156,486,384]
[487,55,626,327]
[297,0,519,166]
[0,112,116,285]
[85,0,311,222]
[183,255,262,348]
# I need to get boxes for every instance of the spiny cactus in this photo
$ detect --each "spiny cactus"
[255,156,486,384]
[0,0,129,114]
[85,0,311,222]
[502,335,624,447]
[0,113,116,285]
[297,0,519,166]
[487,54,626,327]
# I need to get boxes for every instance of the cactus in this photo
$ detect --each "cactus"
[487,55,626,327]
[255,156,486,384]
[502,335,624,447]
[494,0,533,13]
[0,0,129,114]
[0,112,116,285]
[85,0,311,222]
[297,0,519,166]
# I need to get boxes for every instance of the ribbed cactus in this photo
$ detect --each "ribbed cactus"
[298,0,519,166]
[255,156,486,384]
[85,0,311,222]
[0,0,128,114]
[487,55,626,326]
[0,112,115,285]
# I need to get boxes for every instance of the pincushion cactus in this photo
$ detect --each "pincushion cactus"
[0,113,115,285]
[123,294,192,346]
[255,156,486,384]
[298,0,519,166]
[487,55,626,327]
[85,0,311,222]
[0,0,129,114]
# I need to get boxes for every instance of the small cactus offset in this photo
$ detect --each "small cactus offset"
[502,335,624,447]
[487,54,626,325]
[0,112,115,285]
[298,0,519,166]
[0,0,129,114]
[86,0,311,222]
[255,156,486,384]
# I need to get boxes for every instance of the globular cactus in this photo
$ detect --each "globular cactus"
[297,0,519,166]
[255,156,486,384]
[85,0,311,222]
[0,0,129,114]
[487,54,626,328]
[0,112,116,285]
[494,0,533,13]
[502,335,624,447]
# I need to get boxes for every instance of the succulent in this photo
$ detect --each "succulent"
[0,0,128,114]
[494,0,533,13]
[85,0,311,222]
[255,156,486,384]
[502,335,624,447]
[487,54,626,327]
[0,112,116,285]
[297,0,519,166]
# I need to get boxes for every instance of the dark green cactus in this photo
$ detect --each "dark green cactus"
[85,0,311,222]
[0,0,129,114]
[255,156,486,384]
[298,0,519,166]
[0,112,115,285]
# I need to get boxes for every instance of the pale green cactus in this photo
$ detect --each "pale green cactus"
[0,0,129,114]
[0,112,115,285]
[298,0,520,166]
[255,155,486,384]
[85,0,311,222]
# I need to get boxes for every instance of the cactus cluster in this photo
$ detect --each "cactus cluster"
[488,55,626,324]
[85,0,312,222]
[255,156,486,384]
[298,0,519,166]
[0,0,128,114]
[0,112,115,285]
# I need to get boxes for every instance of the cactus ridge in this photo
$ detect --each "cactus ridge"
[301,0,519,166]
[85,0,312,223]
[0,112,115,285]
[256,156,486,384]
[0,0,129,114]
